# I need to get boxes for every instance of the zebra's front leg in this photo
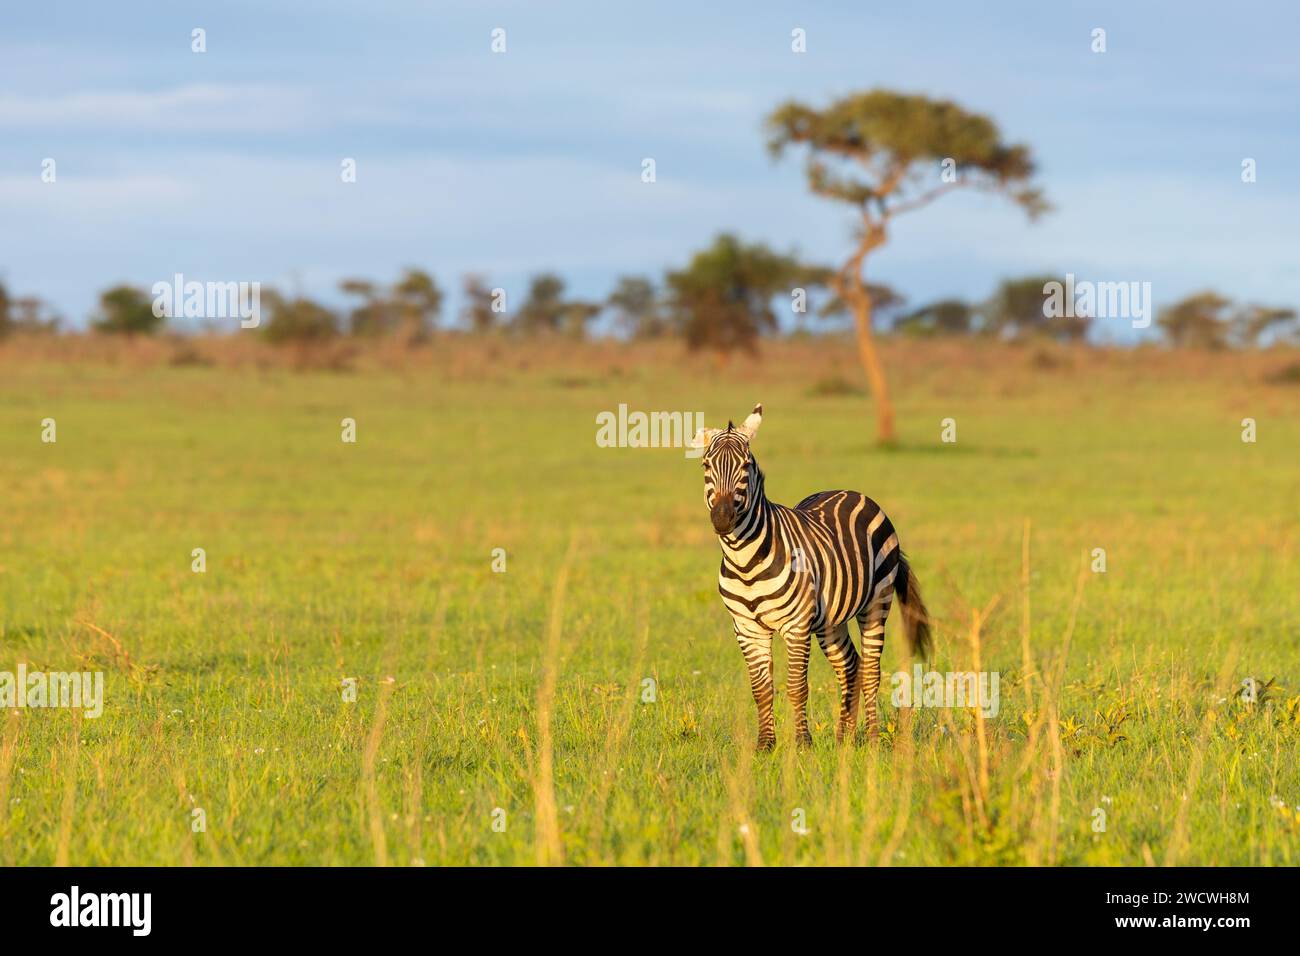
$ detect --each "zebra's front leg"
[816,622,860,743]
[734,622,776,751]
[781,625,813,749]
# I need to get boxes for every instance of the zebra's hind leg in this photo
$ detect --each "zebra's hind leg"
[816,622,860,743]
[781,625,813,749]
[734,621,777,752]
[856,598,893,741]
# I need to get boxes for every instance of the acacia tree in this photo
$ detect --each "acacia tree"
[986,275,1091,342]
[1157,292,1296,349]
[341,269,443,341]
[1233,303,1297,347]
[8,295,59,334]
[516,273,567,333]
[894,299,975,337]
[460,274,499,333]
[1157,291,1233,349]
[517,273,601,338]
[391,267,443,342]
[93,285,164,336]
[261,290,340,344]
[666,233,816,360]
[339,278,386,336]
[767,90,1047,443]
[607,275,667,338]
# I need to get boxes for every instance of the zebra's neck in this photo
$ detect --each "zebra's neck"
[718,461,770,553]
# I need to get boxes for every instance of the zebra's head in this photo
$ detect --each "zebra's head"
[691,404,763,535]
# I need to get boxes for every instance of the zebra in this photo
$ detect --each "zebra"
[691,404,932,751]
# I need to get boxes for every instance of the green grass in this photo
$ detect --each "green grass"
[1,345,1297,865]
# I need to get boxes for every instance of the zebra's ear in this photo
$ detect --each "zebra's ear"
[690,427,721,450]
[738,403,763,441]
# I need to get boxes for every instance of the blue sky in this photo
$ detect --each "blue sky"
[2,0,1297,338]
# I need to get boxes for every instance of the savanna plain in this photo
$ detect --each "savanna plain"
[1,337,1297,865]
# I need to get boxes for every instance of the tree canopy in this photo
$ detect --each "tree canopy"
[93,285,163,336]
[340,268,442,340]
[666,234,816,355]
[767,90,1047,221]
[894,299,975,337]
[1157,292,1297,349]
[1233,303,1297,347]
[985,276,1090,342]
[607,275,667,339]
[460,275,500,333]
[262,290,341,344]
[514,273,602,337]
[1157,291,1234,349]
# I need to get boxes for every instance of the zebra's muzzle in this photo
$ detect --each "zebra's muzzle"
[710,499,736,534]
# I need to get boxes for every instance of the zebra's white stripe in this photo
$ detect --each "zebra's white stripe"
[873,533,898,570]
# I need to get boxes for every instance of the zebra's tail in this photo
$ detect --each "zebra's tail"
[895,551,933,661]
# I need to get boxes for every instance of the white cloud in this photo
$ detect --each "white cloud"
[0,84,314,131]
[0,172,193,210]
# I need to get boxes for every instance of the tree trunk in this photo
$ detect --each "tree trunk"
[847,287,896,445]
[836,225,895,445]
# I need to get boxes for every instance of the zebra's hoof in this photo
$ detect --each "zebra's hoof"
[755,736,776,753]
[795,732,813,750]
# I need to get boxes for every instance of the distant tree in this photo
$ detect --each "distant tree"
[339,278,389,336]
[894,298,975,336]
[0,285,60,336]
[1233,303,1297,347]
[1157,291,1234,349]
[460,275,499,333]
[607,275,667,338]
[262,290,341,344]
[517,273,568,334]
[515,273,600,337]
[339,269,442,341]
[984,275,1091,342]
[666,233,813,357]
[9,295,60,334]
[768,89,1047,443]
[92,285,163,336]
[560,300,602,338]
[391,267,443,342]
[818,282,906,331]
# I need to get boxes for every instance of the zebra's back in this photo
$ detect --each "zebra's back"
[794,490,899,629]
[721,489,901,634]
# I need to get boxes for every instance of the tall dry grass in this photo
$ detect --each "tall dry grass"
[5,330,1300,393]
